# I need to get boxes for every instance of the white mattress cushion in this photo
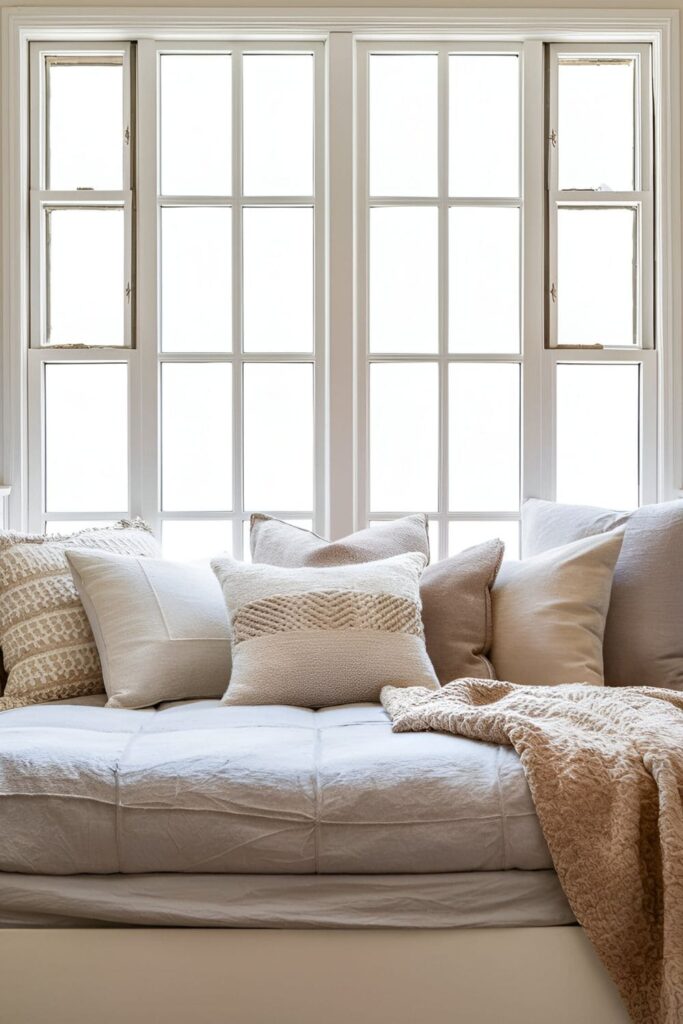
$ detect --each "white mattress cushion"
[0,701,550,876]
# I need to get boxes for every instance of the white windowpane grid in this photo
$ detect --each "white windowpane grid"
[160,54,231,197]
[556,363,640,510]
[558,58,636,192]
[45,363,128,514]
[449,363,520,513]
[161,363,232,512]
[47,59,124,191]
[243,363,314,512]
[370,207,438,354]
[46,520,117,535]
[369,54,438,197]
[47,207,125,347]
[449,207,520,353]
[161,207,232,353]
[448,520,520,560]
[243,207,313,353]
[557,207,636,347]
[161,520,233,562]
[243,54,314,197]
[449,55,520,198]
[370,362,439,513]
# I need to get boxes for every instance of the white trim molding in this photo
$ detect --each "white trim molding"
[1,8,681,534]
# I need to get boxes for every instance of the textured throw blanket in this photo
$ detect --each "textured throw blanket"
[380,679,683,1024]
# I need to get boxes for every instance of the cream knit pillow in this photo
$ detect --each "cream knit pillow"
[212,551,439,707]
[0,522,159,710]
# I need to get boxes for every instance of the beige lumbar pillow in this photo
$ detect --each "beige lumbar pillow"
[212,551,439,707]
[250,513,430,566]
[66,548,231,709]
[0,522,159,711]
[491,531,624,686]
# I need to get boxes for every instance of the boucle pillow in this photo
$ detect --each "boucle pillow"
[491,531,624,686]
[522,498,683,690]
[251,515,504,684]
[0,521,159,710]
[66,549,231,709]
[212,552,439,707]
[250,513,430,566]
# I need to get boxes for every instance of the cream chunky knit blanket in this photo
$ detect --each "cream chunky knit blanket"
[380,679,683,1024]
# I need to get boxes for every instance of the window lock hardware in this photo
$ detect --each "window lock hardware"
[549,129,557,148]
[124,126,130,145]
[125,282,132,303]
[550,283,557,303]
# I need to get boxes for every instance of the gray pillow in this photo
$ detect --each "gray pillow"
[522,498,683,690]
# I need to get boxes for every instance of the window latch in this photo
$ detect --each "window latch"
[125,282,132,303]
[549,129,557,148]
[124,126,130,146]
[550,283,557,303]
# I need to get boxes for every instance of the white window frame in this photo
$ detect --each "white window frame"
[1,9,680,541]
[136,39,326,557]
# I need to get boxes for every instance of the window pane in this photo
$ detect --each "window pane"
[243,363,313,511]
[449,363,520,512]
[558,58,635,191]
[45,363,128,513]
[449,55,519,198]
[556,363,640,509]
[369,54,438,197]
[47,59,123,190]
[243,207,313,353]
[449,207,520,353]
[161,207,231,353]
[161,363,232,512]
[557,207,635,347]
[243,54,314,196]
[369,207,438,354]
[162,521,233,562]
[160,55,231,196]
[449,520,520,560]
[46,521,117,535]
[47,208,124,346]
[370,363,439,512]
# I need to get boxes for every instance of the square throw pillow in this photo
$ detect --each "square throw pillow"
[251,515,504,684]
[491,531,624,686]
[0,521,159,711]
[66,549,231,709]
[522,498,683,690]
[250,513,430,566]
[212,551,439,707]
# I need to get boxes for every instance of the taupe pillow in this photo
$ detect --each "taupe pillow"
[212,552,439,707]
[420,539,504,684]
[0,522,159,711]
[250,513,429,566]
[251,516,504,684]
[66,549,231,709]
[523,498,683,690]
[491,531,624,686]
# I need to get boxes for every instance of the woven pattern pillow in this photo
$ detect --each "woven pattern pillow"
[212,552,439,707]
[251,516,503,685]
[0,522,159,711]
[250,513,429,566]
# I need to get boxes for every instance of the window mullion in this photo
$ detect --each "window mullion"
[232,46,244,558]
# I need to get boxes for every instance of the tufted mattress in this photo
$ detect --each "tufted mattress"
[0,699,552,876]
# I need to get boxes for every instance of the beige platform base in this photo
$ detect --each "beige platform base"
[0,926,629,1024]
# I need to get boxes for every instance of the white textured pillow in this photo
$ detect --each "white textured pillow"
[212,551,439,707]
[491,531,624,686]
[66,549,231,709]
